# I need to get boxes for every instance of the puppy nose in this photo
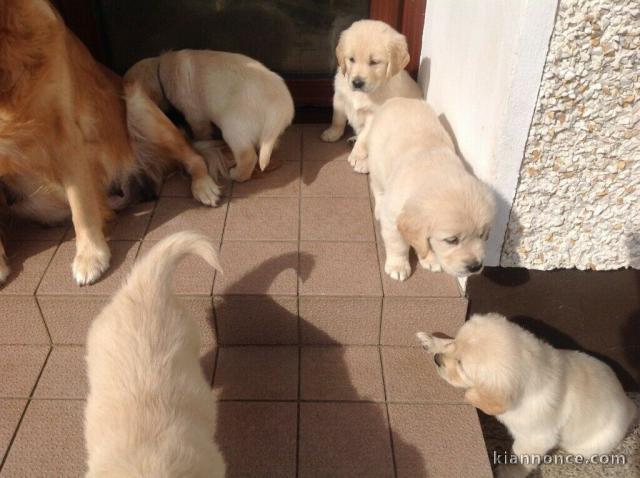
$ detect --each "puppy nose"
[352,78,365,89]
[434,353,443,367]
[466,261,483,273]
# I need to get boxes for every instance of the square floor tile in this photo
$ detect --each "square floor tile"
[299,242,381,297]
[37,240,140,295]
[301,346,384,401]
[224,197,299,241]
[0,345,49,398]
[300,296,381,345]
[5,218,69,241]
[33,346,86,399]
[301,160,369,197]
[381,298,468,346]
[302,124,351,162]
[37,296,110,344]
[381,347,464,403]
[0,399,26,463]
[213,241,298,296]
[233,161,300,198]
[299,402,394,478]
[0,241,58,295]
[214,402,297,477]
[1,400,86,477]
[145,197,227,241]
[107,200,155,240]
[214,295,298,345]
[301,197,374,241]
[0,296,49,344]
[388,404,492,478]
[138,240,216,295]
[213,346,298,400]
[272,125,302,162]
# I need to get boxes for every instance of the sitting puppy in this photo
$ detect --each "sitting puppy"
[320,19,422,173]
[125,50,294,182]
[84,231,226,477]
[366,98,495,280]
[417,314,638,478]
[0,1,220,286]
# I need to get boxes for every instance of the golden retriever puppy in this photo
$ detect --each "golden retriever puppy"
[321,20,422,173]
[366,98,495,280]
[417,314,638,478]
[0,1,220,286]
[84,231,225,477]
[125,50,295,182]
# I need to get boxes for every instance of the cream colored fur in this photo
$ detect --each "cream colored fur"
[366,98,495,280]
[418,314,638,478]
[125,50,294,182]
[321,19,422,173]
[84,232,226,477]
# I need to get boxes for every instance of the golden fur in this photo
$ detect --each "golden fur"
[0,0,219,285]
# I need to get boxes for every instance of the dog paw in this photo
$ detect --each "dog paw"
[229,167,252,183]
[416,332,435,350]
[346,135,357,145]
[419,255,442,272]
[72,242,111,286]
[348,152,369,174]
[191,175,222,207]
[385,258,411,281]
[320,126,343,143]
[0,255,10,284]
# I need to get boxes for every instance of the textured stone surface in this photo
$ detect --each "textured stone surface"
[503,0,640,270]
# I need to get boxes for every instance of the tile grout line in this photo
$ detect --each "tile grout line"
[33,296,53,346]
[0,345,53,472]
[378,346,399,478]
[32,233,66,297]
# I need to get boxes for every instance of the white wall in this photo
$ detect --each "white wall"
[419,0,558,266]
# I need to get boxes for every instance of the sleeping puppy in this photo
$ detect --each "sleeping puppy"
[417,314,638,478]
[84,231,226,477]
[366,98,495,280]
[125,50,295,182]
[321,20,422,173]
[0,1,220,286]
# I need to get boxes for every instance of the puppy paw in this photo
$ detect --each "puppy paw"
[416,332,435,350]
[346,135,357,145]
[0,255,10,284]
[419,255,442,272]
[72,242,111,286]
[229,167,252,183]
[385,257,411,281]
[320,126,344,143]
[348,152,369,174]
[191,175,222,207]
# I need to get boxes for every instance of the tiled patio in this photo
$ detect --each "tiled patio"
[0,125,492,477]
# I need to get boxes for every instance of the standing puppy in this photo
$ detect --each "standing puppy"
[84,232,226,477]
[417,314,637,478]
[125,50,294,182]
[321,20,422,173]
[367,98,494,280]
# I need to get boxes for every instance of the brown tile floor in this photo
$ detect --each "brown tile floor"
[0,125,492,477]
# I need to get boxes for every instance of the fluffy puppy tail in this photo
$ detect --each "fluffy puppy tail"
[124,231,222,301]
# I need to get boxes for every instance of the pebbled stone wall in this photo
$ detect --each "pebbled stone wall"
[501,0,640,270]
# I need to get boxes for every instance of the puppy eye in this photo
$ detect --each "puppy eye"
[369,59,379,66]
[444,236,459,245]
[349,57,355,63]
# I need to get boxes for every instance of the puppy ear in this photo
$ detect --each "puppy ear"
[397,207,430,259]
[335,34,346,74]
[465,386,511,416]
[386,33,410,78]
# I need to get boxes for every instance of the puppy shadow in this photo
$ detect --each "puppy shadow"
[206,252,427,476]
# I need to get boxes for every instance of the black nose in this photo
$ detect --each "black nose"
[352,78,365,89]
[434,353,443,367]
[466,261,483,273]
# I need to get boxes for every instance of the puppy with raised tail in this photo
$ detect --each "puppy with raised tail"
[321,20,422,173]
[84,232,226,477]
[417,314,637,478]
[367,98,495,281]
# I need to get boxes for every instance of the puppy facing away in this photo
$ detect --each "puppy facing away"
[125,50,295,182]
[366,98,495,281]
[320,20,422,173]
[417,314,638,478]
[0,1,220,286]
[84,231,225,477]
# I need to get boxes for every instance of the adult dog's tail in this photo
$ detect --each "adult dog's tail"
[124,231,222,302]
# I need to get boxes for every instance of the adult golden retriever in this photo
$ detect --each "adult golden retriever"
[0,0,219,285]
